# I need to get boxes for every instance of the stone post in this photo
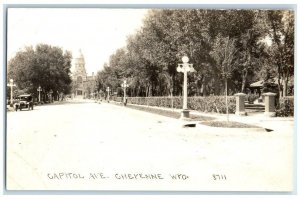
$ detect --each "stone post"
[262,92,276,117]
[234,93,247,116]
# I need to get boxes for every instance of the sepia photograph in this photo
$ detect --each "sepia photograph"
[4,5,295,193]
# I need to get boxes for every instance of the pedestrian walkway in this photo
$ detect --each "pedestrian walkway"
[115,102,294,133]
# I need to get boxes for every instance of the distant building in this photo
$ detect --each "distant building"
[71,49,96,98]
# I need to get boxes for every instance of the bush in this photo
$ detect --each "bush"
[188,96,236,114]
[246,93,260,103]
[276,96,294,117]
[113,96,236,114]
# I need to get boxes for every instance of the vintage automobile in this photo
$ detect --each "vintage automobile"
[14,94,34,111]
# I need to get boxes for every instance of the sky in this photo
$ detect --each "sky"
[7,8,148,75]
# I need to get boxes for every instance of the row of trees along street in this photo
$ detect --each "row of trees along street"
[96,9,294,99]
[7,44,72,101]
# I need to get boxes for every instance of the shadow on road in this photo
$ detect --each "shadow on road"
[39,100,94,106]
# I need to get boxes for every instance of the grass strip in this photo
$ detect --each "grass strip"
[125,104,215,121]
[200,121,259,128]
[112,102,261,128]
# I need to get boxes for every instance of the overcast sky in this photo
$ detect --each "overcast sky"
[7,8,148,75]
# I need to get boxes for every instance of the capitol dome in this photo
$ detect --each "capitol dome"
[73,49,84,59]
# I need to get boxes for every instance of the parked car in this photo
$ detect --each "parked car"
[14,94,34,111]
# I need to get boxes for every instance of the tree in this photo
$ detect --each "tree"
[7,44,72,101]
[95,9,293,99]
[210,35,238,120]
[266,10,294,97]
[234,10,270,93]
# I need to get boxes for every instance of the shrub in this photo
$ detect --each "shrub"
[276,96,294,117]
[188,96,236,114]
[246,93,260,103]
[113,96,236,114]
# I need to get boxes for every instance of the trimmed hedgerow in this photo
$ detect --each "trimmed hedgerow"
[113,96,182,108]
[112,103,215,121]
[113,96,236,114]
[188,96,236,114]
[276,96,294,117]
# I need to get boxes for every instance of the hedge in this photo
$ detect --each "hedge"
[112,96,236,114]
[276,96,294,117]
[188,96,236,114]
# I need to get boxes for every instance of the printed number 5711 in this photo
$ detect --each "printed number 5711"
[212,174,226,180]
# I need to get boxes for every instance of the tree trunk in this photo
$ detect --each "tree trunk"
[145,86,148,97]
[214,76,221,95]
[203,84,207,96]
[196,76,204,96]
[283,75,288,97]
[170,87,174,110]
[202,76,207,96]
[149,84,152,97]
[277,76,282,98]
[241,69,248,93]
[225,78,229,122]
[277,63,282,98]
[171,75,176,96]
[137,86,141,97]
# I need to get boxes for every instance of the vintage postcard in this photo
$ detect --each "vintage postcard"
[5,6,295,192]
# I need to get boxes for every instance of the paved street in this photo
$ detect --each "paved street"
[6,100,294,191]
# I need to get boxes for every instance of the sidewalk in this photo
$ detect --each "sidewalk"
[113,101,294,133]
[191,110,294,133]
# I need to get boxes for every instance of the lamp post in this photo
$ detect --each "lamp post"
[49,89,53,103]
[121,80,129,105]
[37,86,42,103]
[106,87,110,102]
[7,79,16,106]
[177,56,196,119]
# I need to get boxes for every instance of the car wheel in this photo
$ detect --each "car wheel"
[31,106,34,110]
[20,107,22,111]
[28,106,30,111]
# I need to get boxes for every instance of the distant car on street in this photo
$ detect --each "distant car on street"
[14,94,34,111]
